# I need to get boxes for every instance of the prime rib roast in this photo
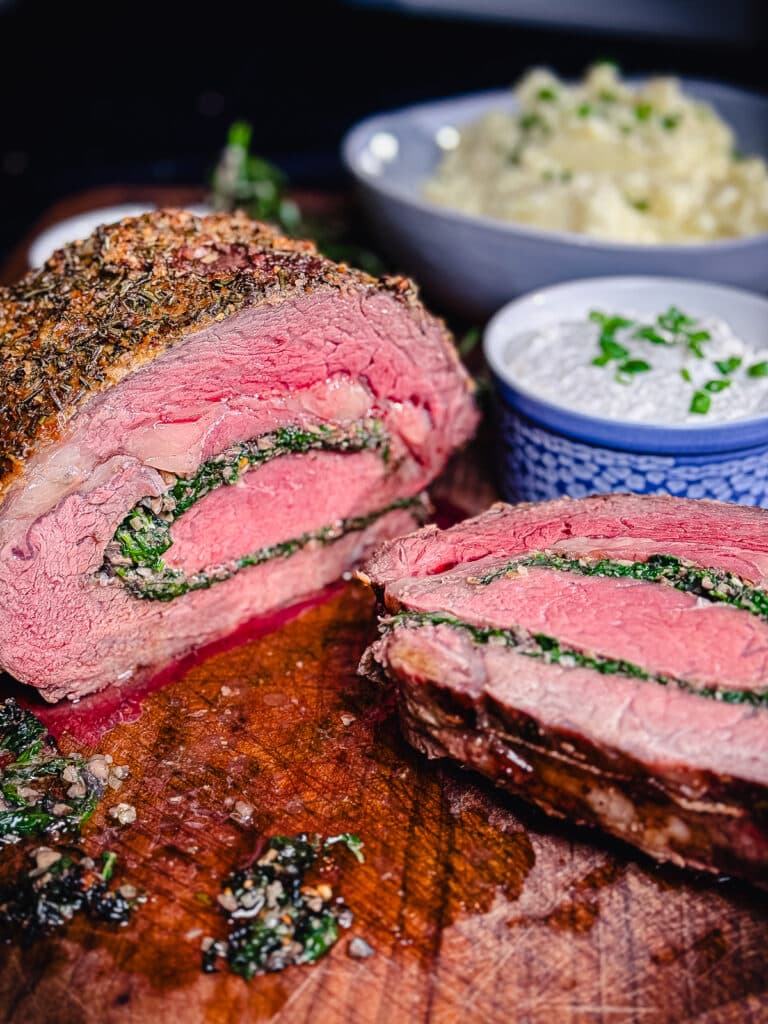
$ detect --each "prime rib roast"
[360,494,768,883]
[0,210,478,702]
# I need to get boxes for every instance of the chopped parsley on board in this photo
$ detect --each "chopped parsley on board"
[201,833,364,978]
[0,698,114,844]
[0,848,139,944]
[0,699,139,944]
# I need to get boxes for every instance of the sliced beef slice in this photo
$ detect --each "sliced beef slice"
[361,495,768,882]
[0,210,478,701]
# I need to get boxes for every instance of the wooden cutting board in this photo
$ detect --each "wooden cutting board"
[0,190,766,1024]
[0,577,766,1024]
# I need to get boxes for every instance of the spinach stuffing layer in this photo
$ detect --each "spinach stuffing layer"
[102,419,423,601]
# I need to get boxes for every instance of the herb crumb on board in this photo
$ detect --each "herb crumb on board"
[0,697,126,844]
[348,936,375,959]
[201,833,364,978]
[0,697,141,945]
[0,848,141,944]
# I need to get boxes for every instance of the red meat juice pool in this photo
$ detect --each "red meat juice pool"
[3,583,345,746]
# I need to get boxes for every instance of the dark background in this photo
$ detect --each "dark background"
[0,0,765,265]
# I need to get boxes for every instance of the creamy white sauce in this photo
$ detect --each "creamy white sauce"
[505,310,768,425]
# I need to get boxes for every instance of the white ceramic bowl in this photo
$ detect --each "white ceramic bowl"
[342,80,768,319]
[483,276,768,506]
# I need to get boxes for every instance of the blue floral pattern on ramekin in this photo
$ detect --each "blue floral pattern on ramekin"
[498,402,768,506]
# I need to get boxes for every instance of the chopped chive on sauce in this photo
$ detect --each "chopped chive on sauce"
[389,609,768,709]
[583,306,764,418]
[537,87,558,102]
[690,390,711,414]
[633,326,668,346]
[102,420,426,602]
[592,337,629,365]
[201,833,362,979]
[618,359,650,375]
[715,356,742,375]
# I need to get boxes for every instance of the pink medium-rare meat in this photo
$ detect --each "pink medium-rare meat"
[0,210,478,701]
[364,492,768,583]
[360,495,768,883]
[382,564,768,691]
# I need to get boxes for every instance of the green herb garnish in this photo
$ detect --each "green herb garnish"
[201,834,358,978]
[457,326,481,357]
[589,311,633,366]
[519,112,544,131]
[690,390,711,414]
[323,833,365,863]
[0,849,137,945]
[715,356,742,375]
[210,122,297,230]
[592,337,630,366]
[210,122,385,275]
[589,311,634,332]
[102,420,426,602]
[537,87,558,102]
[661,113,682,130]
[0,700,108,844]
[615,359,651,382]
[686,330,711,358]
[748,361,768,378]
[577,103,592,118]
[635,103,654,121]
[658,306,694,332]
[100,851,118,882]
[634,326,669,345]
[704,379,731,394]
[680,368,692,382]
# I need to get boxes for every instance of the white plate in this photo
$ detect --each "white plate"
[27,203,212,269]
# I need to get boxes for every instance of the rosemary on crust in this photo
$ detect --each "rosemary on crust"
[100,418,425,601]
[470,551,768,621]
[386,611,768,709]
[0,209,424,496]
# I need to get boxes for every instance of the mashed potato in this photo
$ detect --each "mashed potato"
[424,64,768,244]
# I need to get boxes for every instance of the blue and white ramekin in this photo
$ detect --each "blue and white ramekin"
[483,277,768,507]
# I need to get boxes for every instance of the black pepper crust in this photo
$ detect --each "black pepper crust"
[0,209,427,499]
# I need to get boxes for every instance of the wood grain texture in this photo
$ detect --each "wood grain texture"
[0,188,765,1023]
[0,582,765,1024]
